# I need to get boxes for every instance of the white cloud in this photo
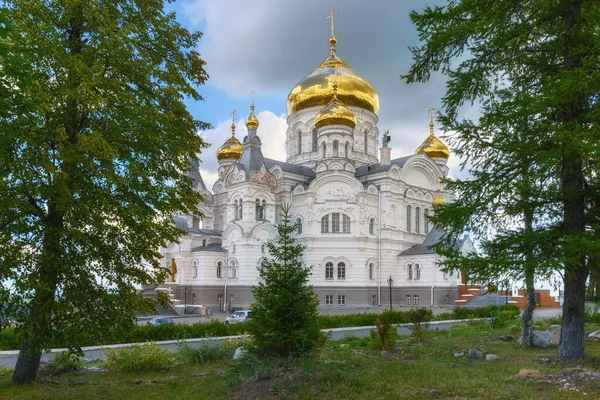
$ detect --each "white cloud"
[198,110,287,189]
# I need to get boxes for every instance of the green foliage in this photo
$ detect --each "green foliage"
[176,340,239,365]
[1,0,210,381]
[402,0,600,361]
[104,343,175,372]
[249,205,324,358]
[38,351,80,376]
[585,305,600,324]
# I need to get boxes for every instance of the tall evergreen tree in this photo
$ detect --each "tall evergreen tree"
[249,205,323,358]
[0,1,208,383]
[402,1,600,359]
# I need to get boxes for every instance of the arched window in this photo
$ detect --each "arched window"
[332,212,340,232]
[193,216,200,229]
[322,142,326,158]
[424,208,430,233]
[406,205,412,232]
[364,130,369,153]
[192,260,198,278]
[407,264,413,280]
[230,259,237,278]
[202,239,207,247]
[369,263,374,280]
[296,218,302,234]
[297,131,302,154]
[234,200,239,220]
[415,207,421,234]
[369,218,375,235]
[333,140,339,157]
[312,129,318,151]
[321,215,329,233]
[216,262,222,278]
[255,199,265,220]
[325,262,334,279]
[261,244,265,254]
[342,215,350,232]
[232,244,236,254]
[337,262,346,279]
[415,264,421,280]
[345,142,350,157]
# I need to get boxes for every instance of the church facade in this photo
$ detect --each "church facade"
[156,25,473,314]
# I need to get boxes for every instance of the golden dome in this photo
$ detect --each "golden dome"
[432,190,445,208]
[416,134,450,159]
[246,102,259,130]
[287,37,379,116]
[314,82,357,129]
[416,107,450,159]
[216,112,243,162]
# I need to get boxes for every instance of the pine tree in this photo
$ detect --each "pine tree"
[249,205,323,358]
[0,1,208,383]
[402,1,600,359]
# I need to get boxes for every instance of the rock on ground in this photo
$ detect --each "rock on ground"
[546,325,561,345]
[532,331,553,347]
[486,354,501,361]
[468,348,483,359]
[588,330,600,341]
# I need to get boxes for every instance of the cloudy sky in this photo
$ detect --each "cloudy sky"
[171,0,457,188]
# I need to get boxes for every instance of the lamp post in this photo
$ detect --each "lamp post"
[183,287,189,315]
[387,275,394,310]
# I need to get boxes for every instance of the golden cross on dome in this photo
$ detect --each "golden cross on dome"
[231,108,236,122]
[250,90,255,105]
[429,106,436,135]
[327,10,338,38]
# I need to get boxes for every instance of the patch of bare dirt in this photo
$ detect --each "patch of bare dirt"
[229,366,306,400]
[514,367,600,395]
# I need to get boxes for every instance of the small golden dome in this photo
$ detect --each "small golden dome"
[416,134,450,159]
[416,107,450,160]
[286,32,379,116]
[217,111,243,162]
[432,191,445,208]
[314,82,357,129]
[246,103,259,130]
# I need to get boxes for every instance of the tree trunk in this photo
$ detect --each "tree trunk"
[520,268,536,347]
[557,0,588,361]
[11,340,43,385]
[558,266,588,360]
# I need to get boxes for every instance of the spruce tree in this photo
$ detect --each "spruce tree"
[249,205,323,358]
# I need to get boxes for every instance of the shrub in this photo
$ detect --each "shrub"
[371,311,394,350]
[104,343,175,372]
[177,340,238,364]
[409,308,432,343]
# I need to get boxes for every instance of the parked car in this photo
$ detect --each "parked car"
[225,310,252,325]
[148,317,175,326]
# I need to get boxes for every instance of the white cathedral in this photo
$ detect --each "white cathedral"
[156,21,474,314]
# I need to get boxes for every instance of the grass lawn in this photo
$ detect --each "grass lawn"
[1,320,599,399]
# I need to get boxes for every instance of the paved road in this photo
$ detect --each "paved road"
[137,305,563,326]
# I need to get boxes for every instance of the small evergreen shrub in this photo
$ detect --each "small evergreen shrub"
[371,311,394,350]
[104,343,175,372]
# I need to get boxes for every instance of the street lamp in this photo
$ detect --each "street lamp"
[387,275,394,310]
[183,287,189,315]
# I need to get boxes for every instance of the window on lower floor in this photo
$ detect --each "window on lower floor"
[371,295,377,306]
[325,262,334,279]
[413,295,420,305]
[337,262,346,279]
[337,295,346,305]
[445,295,450,304]
[406,295,412,305]
[325,295,334,305]
[217,294,223,308]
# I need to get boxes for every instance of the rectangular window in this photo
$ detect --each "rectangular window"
[405,295,412,305]
[342,215,350,233]
[325,295,334,305]
[217,294,223,308]
[337,295,346,305]
[325,263,334,279]
[413,295,420,305]
[321,215,329,233]
[371,295,377,306]
[332,213,340,233]
[445,295,450,304]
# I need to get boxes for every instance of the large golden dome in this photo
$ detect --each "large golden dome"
[314,82,357,129]
[216,117,243,162]
[287,37,379,116]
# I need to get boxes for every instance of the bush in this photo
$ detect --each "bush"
[104,343,175,372]
[177,340,238,364]
[371,311,394,350]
